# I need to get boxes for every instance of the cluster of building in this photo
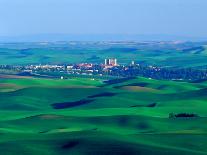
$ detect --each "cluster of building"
[16,58,123,75]
[0,58,139,77]
[2,59,204,81]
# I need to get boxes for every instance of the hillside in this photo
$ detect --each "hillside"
[0,76,207,154]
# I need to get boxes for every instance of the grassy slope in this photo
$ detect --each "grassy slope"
[0,77,207,155]
[1,45,207,67]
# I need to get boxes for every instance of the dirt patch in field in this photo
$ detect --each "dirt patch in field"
[0,83,24,92]
[0,83,19,88]
[0,74,32,79]
[24,114,66,120]
[119,86,159,92]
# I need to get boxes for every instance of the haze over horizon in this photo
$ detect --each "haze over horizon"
[0,0,207,41]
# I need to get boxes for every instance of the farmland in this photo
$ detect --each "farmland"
[1,42,207,154]
[0,75,207,155]
[0,42,207,68]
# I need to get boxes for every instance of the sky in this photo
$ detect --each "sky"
[0,0,207,39]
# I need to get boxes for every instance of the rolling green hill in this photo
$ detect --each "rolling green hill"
[0,76,207,154]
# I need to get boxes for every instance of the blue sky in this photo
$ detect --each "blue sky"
[0,0,207,38]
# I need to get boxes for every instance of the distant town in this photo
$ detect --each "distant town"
[1,58,207,81]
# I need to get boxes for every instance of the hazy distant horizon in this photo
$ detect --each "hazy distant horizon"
[0,33,207,42]
[1,0,207,40]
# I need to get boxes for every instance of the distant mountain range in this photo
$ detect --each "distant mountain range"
[0,34,207,42]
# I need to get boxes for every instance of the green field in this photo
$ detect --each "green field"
[1,42,207,68]
[0,75,207,155]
